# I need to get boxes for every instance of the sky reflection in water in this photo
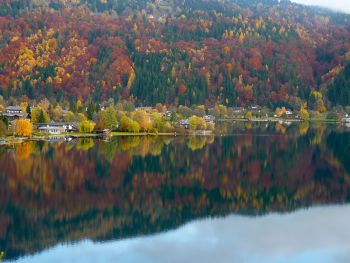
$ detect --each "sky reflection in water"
[14,204,350,263]
[2,123,350,262]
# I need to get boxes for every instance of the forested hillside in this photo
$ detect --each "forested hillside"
[0,0,349,109]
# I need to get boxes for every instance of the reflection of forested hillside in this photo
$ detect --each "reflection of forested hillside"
[1,0,350,106]
[0,123,349,260]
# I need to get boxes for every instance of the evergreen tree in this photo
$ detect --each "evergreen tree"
[26,105,31,118]
[87,102,95,120]
[38,109,46,123]
[327,63,350,106]
[56,89,63,102]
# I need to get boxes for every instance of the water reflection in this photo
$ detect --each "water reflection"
[0,122,350,261]
[13,205,350,263]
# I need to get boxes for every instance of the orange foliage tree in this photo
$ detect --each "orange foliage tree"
[15,119,33,137]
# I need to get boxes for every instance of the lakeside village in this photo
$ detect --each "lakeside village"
[1,99,350,143]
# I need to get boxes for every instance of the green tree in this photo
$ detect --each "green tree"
[98,106,118,130]
[129,120,141,133]
[79,120,95,133]
[327,63,350,106]
[120,115,132,132]
[26,105,31,117]
[87,102,95,120]
[151,112,165,133]
[31,108,50,123]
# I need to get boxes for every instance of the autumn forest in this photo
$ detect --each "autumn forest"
[0,0,350,109]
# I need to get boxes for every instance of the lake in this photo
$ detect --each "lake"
[1,122,350,262]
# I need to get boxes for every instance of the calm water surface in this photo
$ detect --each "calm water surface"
[1,122,350,262]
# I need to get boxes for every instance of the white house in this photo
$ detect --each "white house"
[286,110,293,116]
[37,122,78,134]
[39,125,65,135]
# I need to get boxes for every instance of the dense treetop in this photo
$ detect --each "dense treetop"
[0,0,349,108]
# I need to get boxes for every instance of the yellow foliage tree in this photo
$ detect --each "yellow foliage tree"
[309,91,326,113]
[223,46,231,56]
[127,69,136,89]
[120,115,141,133]
[189,116,207,130]
[245,111,253,119]
[120,115,132,132]
[275,107,287,117]
[15,119,33,137]
[299,107,310,121]
[78,120,95,133]
[31,108,50,123]
[133,110,152,132]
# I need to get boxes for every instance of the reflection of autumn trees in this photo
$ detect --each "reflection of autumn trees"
[187,136,207,151]
[0,124,349,259]
[15,141,35,160]
[76,138,94,151]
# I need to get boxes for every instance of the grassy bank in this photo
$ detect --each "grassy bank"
[111,132,176,136]
[218,117,340,123]
[309,118,340,123]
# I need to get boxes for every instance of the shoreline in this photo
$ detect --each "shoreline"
[0,118,346,144]
[217,117,340,123]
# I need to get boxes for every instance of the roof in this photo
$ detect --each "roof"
[36,122,77,127]
[4,113,28,118]
[39,126,65,131]
[7,106,24,111]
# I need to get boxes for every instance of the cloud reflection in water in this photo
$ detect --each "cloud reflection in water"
[14,204,350,263]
